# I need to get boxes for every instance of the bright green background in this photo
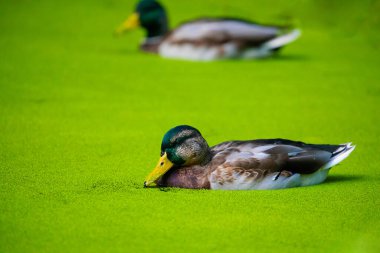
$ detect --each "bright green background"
[1,0,379,252]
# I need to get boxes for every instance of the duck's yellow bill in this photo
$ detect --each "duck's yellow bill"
[144,152,174,187]
[115,12,140,35]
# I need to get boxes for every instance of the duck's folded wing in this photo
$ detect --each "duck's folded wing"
[280,149,332,174]
[210,149,281,184]
[263,143,349,174]
[252,139,343,153]
[209,149,295,189]
[211,143,336,177]
[166,18,280,46]
[209,141,354,189]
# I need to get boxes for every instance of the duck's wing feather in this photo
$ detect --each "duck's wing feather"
[212,139,345,154]
[209,147,296,190]
[211,140,351,175]
[165,18,282,46]
[209,140,354,190]
[250,138,344,153]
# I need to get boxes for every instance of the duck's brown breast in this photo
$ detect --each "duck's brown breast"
[158,165,211,189]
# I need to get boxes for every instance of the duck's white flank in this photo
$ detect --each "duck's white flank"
[210,168,302,190]
[159,43,221,61]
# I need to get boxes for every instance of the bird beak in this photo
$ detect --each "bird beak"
[144,152,174,187]
[114,12,140,36]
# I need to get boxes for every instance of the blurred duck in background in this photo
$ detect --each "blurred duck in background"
[115,0,301,61]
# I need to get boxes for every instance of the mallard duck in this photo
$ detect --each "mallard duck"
[115,0,301,61]
[144,125,355,190]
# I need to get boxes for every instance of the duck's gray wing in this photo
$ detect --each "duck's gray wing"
[264,145,332,174]
[250,138,344,153]
[266,142,355,175]
[209,147,295,189]
[166,18,282,46]
[211,140,352,175]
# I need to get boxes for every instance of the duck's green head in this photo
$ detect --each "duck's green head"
[115,0,168,38]
[144,125,210,187]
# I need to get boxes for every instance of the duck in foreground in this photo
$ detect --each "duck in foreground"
[115,0,301,61]
[144,125,355,190]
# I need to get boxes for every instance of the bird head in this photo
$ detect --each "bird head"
[115,0,168,38]
[144,125,210,187]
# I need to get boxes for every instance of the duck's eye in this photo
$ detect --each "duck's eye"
[160,162,164,166]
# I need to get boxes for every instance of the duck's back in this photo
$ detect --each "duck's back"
[159,18,300,61]
[166,19,278,43]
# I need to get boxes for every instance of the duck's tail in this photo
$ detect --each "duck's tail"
[322,143,356,170]
[263,29,301,50]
